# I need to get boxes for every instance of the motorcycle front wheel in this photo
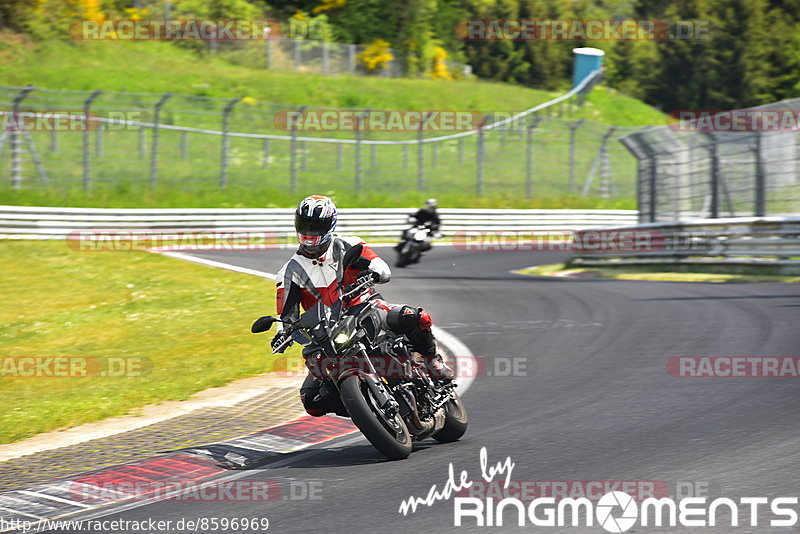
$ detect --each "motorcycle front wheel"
[339,376,412,460]
[396,243,412,268]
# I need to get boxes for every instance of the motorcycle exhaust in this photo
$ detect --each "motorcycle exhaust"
[401,388,445,440]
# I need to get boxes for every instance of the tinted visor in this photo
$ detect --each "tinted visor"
[295,212,334,237]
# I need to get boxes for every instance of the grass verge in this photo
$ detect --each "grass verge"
[0,39,666,125]
[517,262,800,283]
[0,240,300,444]
[0,37,659,209]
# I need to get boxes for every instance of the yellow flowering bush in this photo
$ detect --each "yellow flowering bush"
[358,38,394,72]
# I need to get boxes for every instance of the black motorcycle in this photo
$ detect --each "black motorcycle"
[252,245,467,460]
[396,220,435,268]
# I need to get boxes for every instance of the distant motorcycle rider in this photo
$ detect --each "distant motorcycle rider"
[411,198,441,234]
[271,195,453,417]
[396,198,441,252]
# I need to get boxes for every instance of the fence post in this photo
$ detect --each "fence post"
[220,97,241,189]
[82,89,101,191]
[431,142,438,169]
[417,112,433,191]
[458,137,464,164]
[354,109,368,192]
[348,44,357,73]
[476,115,489,197]
[568,118,585,192]
[265,39,273,69]
[709,142,719,218]
[290,105,306,193]
[322,41,330,74]
[336,143,343,171]
[525,116,541,200]
[149,93,172,188]
[95,123,103,158]
[9,86,34,190]
[262,139,270,169]
[403,145,409,170]
[649,156,657,223]
[294,39,302,71]
[754,133,765,217]
[50,129,58,153]
[583,126,617,197]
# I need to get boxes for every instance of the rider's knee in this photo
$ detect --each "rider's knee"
[387,305,432,334]
[387,306,436,357]
[300,376,327,417]
[300,391,327,417]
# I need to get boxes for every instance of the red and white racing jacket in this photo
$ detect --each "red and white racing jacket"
[275,235,391,327]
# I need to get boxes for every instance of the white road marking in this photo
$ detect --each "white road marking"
[154,250,476,398]
[0,252,476,532]
[0,505,44,520]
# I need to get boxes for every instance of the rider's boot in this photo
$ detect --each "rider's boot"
[425,352,455,385]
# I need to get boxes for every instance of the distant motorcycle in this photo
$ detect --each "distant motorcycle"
[252,245,467,460]
[396,220,438,268]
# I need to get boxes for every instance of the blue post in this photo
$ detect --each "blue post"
[572,47,605,88]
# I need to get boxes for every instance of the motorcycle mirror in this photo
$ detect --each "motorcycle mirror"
[251,316,277,333]
[342,244,363,269]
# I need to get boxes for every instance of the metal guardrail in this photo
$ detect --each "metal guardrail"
[570,216,800,273]
[0,206,638,239]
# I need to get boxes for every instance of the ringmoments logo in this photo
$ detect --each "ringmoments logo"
[397,448,799,531]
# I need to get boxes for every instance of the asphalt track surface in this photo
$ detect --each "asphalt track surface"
[48,247,799,533]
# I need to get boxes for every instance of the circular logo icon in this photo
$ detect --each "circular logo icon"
[596,491,638,533]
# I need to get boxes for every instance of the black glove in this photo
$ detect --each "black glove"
[271,332,292,353]
[357,270,380,284]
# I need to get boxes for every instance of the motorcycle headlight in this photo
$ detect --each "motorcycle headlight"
[334,332,349,345]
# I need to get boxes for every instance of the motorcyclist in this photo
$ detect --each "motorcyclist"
[271,195,453,417]
[411,198,441,234]
[396,198,441,252]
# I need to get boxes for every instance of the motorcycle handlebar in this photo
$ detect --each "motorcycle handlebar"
[270,278,374,354]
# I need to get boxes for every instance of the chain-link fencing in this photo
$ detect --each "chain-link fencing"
[621,99,800,223]
[0,71,646,203]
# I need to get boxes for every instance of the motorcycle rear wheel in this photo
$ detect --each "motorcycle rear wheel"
[339,376,412,460]
[432,392,468,443]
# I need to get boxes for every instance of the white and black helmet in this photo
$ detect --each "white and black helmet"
[295,195,337,255]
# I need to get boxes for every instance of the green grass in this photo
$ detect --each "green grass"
[518,262,800,283]
[0,240,300,444]
[0,39,665,124]
[0,37,665,209]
